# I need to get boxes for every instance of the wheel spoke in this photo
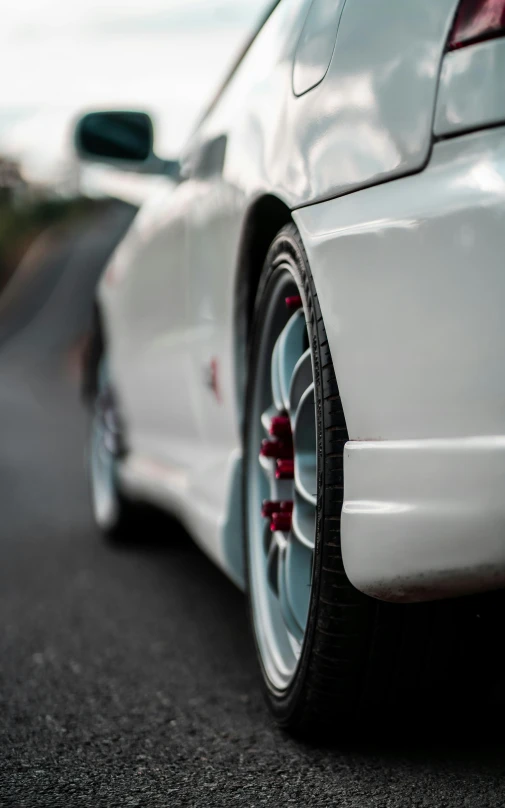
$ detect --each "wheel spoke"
[293,384,317,505]
[259,453,293,503]
[261,405,277,435]
[288,348,312,417]
[294,478,317,507]
[263,519,274,554]
[271,338,284,412]
[277,542,305,643]
[267,533,282,594]
[292,492,316,550]
[278,311,306,411]
[285,538,312,635]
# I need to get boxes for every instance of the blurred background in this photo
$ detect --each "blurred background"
[0,0,270,293]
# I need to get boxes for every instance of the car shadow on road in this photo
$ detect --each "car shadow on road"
[108,505,505,776]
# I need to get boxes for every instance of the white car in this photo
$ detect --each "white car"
[77,0,505,735]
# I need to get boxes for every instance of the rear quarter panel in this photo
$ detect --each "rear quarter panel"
[191,0,460,207]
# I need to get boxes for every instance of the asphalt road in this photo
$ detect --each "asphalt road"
[1,208,505,807]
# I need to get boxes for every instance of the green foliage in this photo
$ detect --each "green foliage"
[0,196,100,291]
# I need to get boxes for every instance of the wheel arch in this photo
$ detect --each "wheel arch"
[233,193,292,428]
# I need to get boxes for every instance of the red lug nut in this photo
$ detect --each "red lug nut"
[270,512,292,532]
[280,500,293,512]
[285,295,302,311]
[276,459,294,480]
[269,415,292,439]
[260,439,293,460]
[262,499,293,518]
[261,500,283,518]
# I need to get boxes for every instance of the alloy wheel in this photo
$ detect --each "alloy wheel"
[246,268,317,691]
[89,359,122,530]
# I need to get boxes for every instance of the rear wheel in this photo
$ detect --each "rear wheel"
[243,224,376,733]
[88,353,135,540]
[243,224,497,736]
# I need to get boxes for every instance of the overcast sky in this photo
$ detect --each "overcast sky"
[0,0,270,183]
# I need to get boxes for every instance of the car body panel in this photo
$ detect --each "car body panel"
[295,127,505,600]
[292,0,347,97]
[100,184,198,470]
[294,128,505,443]
[190,0,460,208]
[96,0,505,602]
[342,436,505,602]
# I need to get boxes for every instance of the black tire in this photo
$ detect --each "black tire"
[243,223,499,737]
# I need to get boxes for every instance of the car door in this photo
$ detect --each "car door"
[108,179,201,478]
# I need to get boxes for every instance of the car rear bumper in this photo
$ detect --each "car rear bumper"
[343,437,505,602]
[294,127,505,602]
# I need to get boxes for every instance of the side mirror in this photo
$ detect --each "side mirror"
[74,110,179,179]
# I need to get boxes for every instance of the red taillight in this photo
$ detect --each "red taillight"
[449,0,505,50]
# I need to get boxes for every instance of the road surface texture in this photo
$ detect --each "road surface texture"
[1,206,505,807]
